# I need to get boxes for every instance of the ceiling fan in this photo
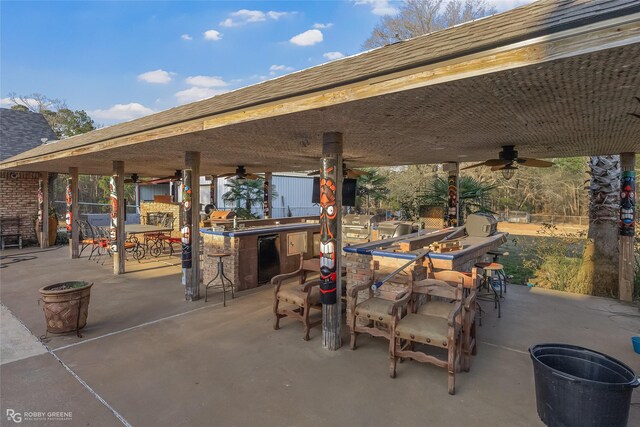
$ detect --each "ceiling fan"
[461,145,554,179]
[218,165,262,180]
[124,170,182,185]
[307,162,369,179]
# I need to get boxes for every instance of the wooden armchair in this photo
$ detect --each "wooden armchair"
[413,269,478,371]
[348,261,404,350]
[271,254,322,341]
[390,275,465,395]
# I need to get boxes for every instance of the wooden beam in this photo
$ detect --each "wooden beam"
[618,152,635,302]
[2,16,638,171]
[320,132,343,351]
[68,167,79,258]
[263,172,272,219]
[183,151,201,301]
[111,161,126,274]
[38,172,49,248]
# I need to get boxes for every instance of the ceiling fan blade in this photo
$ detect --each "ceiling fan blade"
[517,158,554,168]
[307,170,320,176]
[485,159,512,167]
[245,173,262,180]
[490,163,515,171]
[218,172,236,178]
[461,162,488,170]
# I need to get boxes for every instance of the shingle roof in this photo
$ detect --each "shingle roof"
[0,108,57,161]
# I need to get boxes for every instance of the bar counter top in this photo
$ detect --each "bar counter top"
[200,222,319,237]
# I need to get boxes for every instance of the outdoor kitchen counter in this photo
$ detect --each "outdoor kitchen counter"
[200,220,320,292]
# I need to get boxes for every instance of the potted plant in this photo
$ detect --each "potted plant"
[39,281,92,338]
[35,206,58,246]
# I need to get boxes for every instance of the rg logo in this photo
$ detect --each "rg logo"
[6,409,22,423]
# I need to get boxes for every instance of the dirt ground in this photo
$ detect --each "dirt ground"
[497,222,587,237]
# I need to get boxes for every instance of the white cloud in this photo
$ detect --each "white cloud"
[181,34,193,41]
[269,65,294,76]
[175,87,228,104]
[323,51,345,60]
[184,75,228,88]
[137,69,175,84]
[355,0,399,16]
[203,29,222,41]
[313,23,333,29]
[267,11,288,20]
[220,9,292,27]
[290,29,323,46]
[89,103,155,121]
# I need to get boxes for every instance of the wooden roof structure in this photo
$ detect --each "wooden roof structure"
[1,0,639,177]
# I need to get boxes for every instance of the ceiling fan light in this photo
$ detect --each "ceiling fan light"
[501,166,517,180]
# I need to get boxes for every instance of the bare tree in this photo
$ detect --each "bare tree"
[363,0,496,49]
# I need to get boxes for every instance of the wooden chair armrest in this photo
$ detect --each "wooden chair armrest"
[447,301,463,327]
[464,288,477,311]
[348,281,372,297]
[301,279,322,293]
[270,268,303,286]
[387,291,411,316]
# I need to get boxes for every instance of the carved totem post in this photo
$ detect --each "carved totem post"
[320,132,343,350]
[619,152,636,302]
[183,151,201,300]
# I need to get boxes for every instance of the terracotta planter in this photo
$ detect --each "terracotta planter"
[39,281,92,336]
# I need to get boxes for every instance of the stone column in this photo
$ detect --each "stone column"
[111,161,126,274]
[320,132,343,350]
[183,151,201,301]
[263,172,272,218]
[68,167,79,258]
[618,152,635,301]
[38,172,49,248]
[446,163,460,227]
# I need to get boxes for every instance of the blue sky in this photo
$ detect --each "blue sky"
[1,0,533,126]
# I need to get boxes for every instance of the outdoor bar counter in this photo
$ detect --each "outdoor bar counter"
[343,227,509,302]
[201,216,320,291]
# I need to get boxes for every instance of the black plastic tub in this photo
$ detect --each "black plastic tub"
[529,343,639,427]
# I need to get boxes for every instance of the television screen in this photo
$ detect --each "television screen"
[312,177,357,207]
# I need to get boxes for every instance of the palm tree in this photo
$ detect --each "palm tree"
[222,178,277,219]
[420,175,496,220]
[356,168,389,214]
[576,156,620,296]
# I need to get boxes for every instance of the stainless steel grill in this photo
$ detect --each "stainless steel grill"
[375,221,420,240]
[342,214,377,245]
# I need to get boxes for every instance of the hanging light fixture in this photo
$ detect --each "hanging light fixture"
[501,164,518,181]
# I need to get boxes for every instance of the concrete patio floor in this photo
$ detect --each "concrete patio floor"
[1,246,639,426]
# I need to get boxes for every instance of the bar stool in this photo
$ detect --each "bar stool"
[487,250,510,294]
[474,262,506,322]
[205,253,235,306]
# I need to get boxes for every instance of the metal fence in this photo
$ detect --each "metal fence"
[495,210,588,226]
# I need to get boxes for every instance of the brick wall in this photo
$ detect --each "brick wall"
[139,201,183,236]
[0,171,40,243]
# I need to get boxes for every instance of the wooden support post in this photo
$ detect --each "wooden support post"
[263,172,272,218]
[619,152,635,302]
[111,161,126,274]
[210,175,217,207]
[320,132,343,350]
[183,151,201,301]
[68,167,79,258]
[38,172,49,248]
[446,163,460,227]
